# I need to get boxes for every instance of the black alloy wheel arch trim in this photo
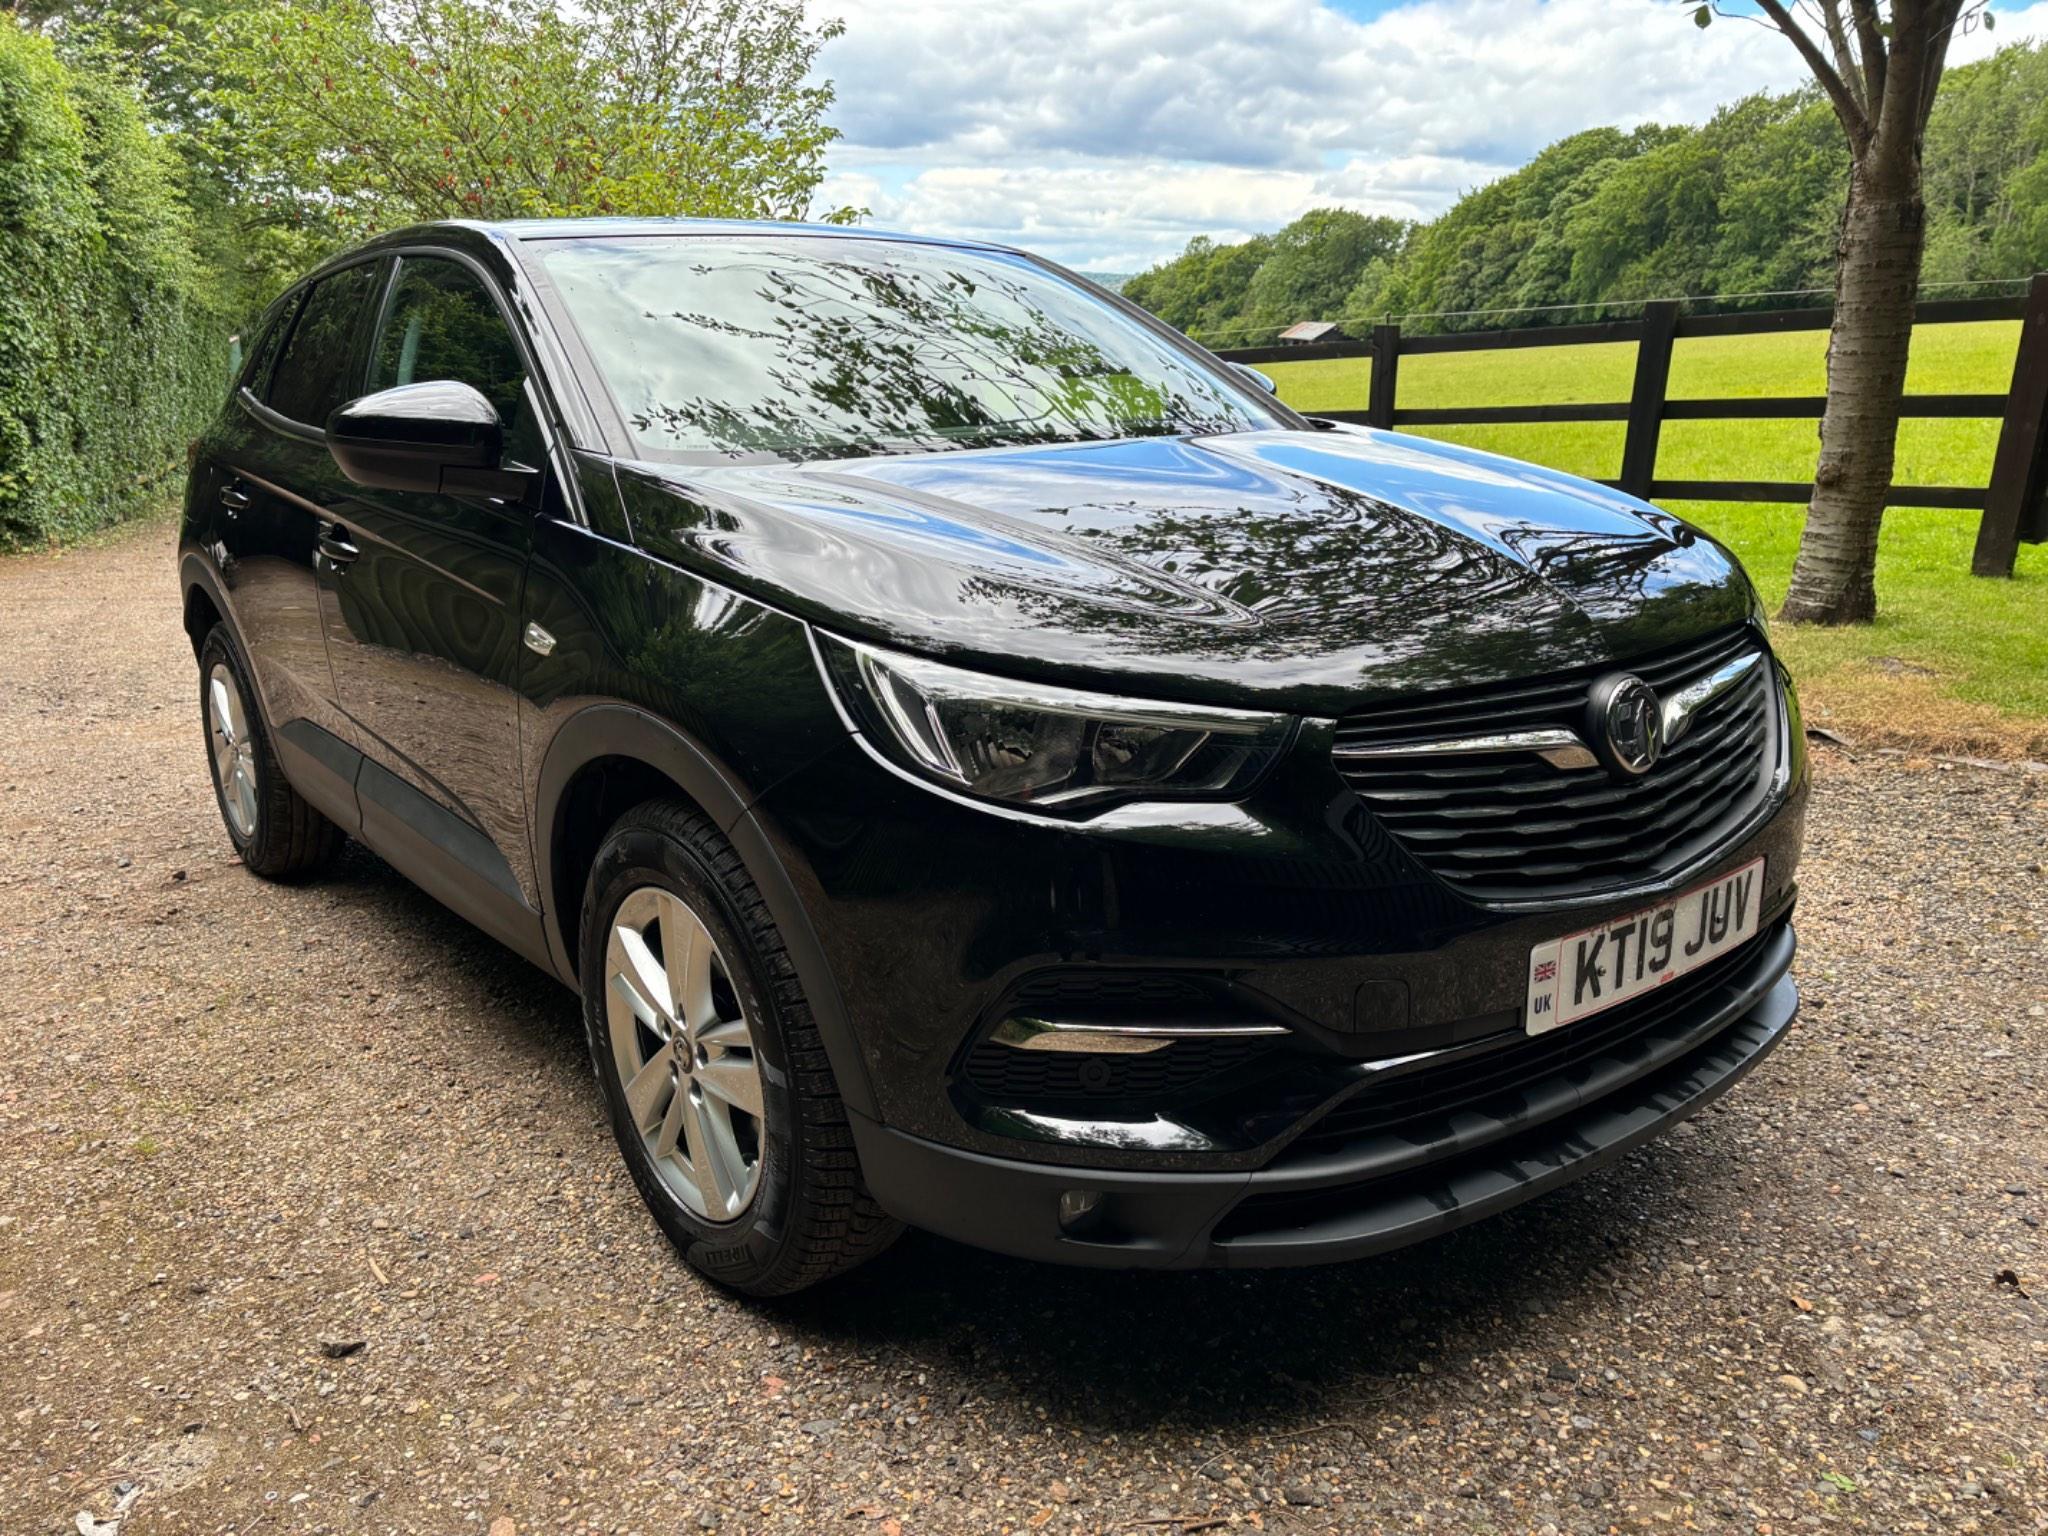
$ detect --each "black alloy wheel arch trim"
[180,556,284,728]
[528,702,882,1123]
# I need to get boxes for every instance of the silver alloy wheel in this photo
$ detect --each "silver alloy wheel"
[207,663,259,840]
[604,885,766,1222]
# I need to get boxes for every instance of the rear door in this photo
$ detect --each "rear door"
[315,250,548,957]
[216,259,385,827]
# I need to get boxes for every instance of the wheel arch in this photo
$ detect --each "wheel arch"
[180,553,234,660]
[533,705,878,1120]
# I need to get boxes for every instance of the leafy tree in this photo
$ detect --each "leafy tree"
[1698,0,1995,616]
[0,19,216,546]
[1927,42,2048,277]
[195,0,851,237]
[1372,126,1675,329]
[19,0,313,328]
[1125,39,2048,359]
[1241,209,1409,333]
[1123,233,1276,345]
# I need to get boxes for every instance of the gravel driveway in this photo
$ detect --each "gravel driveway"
[2,519,2044,1536]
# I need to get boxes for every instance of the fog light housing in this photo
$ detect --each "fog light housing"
[1057,1188,1104,1234]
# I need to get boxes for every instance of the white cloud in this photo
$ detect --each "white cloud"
[812,0,2048,268]
[827,155,1519,270]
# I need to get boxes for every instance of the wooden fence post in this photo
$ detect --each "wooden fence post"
[1972,271,2048,577]
[1618,301,1679,500]
[1367,324,1400,430]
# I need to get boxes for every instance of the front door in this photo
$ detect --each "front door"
[316,252,547,958]
[218,259,386,827]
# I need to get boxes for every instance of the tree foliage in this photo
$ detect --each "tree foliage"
[1,0,859,546]
[1123,41,2048,345]
[0,18,218,548]
[197,0,851,237]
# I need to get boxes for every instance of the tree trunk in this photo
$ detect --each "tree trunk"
[1779,158,1927,625]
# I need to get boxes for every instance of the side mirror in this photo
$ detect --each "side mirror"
[1229,361,1279,396]
[326,381,529,498]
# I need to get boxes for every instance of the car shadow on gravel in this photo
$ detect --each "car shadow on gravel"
[779,1137,1723,1434]
[320,840,589,1045]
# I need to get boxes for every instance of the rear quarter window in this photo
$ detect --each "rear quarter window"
[236,292,302,404]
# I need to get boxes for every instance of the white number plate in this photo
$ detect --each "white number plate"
[1524,858,1764,1036]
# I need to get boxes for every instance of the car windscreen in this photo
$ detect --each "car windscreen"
[533,235,1282,462]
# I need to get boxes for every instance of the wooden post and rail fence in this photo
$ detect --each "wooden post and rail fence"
[1211,273,2048,577]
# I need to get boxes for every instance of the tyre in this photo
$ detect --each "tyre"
[198,624,343,879]
[580,799,901,1296]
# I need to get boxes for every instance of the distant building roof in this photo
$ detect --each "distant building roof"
[1278,320,1342,343]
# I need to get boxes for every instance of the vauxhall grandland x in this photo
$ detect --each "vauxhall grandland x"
[179,220,1805,1295]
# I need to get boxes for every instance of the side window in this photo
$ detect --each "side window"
[268,262,382,427]
[370,256,539,464]
[238,292,301,402]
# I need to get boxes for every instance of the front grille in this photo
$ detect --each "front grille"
[1333,626,1777,900]
[1284,924,1774,1158]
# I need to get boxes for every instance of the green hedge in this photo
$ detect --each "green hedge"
[0,20,220,548]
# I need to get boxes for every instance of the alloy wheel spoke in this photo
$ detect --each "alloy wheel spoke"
[614,926,675,1030]
[652,1084,690,1160]
[695,1052,763,1119]
[658,894,717,1030]
[606,946,664,1035]
[697,1017,752,1050]
[604,883,762,1223]
[232,766,259,834]
[679,1091,731,1215]
[209,677,236,743]
[621,1052,674,1133]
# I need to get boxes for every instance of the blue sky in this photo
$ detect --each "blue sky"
[811,0,2041,271]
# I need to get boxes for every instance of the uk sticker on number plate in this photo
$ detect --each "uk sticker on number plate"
[1524,857,1764,1036]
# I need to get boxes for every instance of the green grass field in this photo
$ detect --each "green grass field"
[1260,322,2048,755]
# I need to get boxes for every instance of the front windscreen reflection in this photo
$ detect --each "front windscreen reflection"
[536,235,1279,462]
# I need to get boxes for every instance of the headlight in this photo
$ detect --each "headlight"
[814,634,1292,813]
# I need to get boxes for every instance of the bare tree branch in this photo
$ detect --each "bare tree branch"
[1846,0,1888,117]
[1755,0,1873,149]
[1916,0,1971,135]
[1815,0,1866,113]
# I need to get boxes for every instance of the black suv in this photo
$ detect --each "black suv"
[180,219,1807,1295]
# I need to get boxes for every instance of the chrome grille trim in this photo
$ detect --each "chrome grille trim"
[1333,626,1779,901]
[1660,649,1761,747]
[1332,726,1598,771]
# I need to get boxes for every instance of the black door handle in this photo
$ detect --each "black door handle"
[316,520,360,566]
[219,482,251,512]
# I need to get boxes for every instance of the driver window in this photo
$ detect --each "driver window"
[371,256,543,467]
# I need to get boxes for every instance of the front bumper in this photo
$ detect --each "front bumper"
[847,921,1796,1267]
